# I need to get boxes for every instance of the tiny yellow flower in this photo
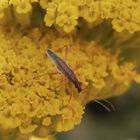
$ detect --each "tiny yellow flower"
[42,117,51,126]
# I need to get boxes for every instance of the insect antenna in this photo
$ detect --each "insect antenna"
[102,99,116,111]
[94,100,111,112]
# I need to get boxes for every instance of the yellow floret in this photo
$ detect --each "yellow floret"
[42,117,51,126]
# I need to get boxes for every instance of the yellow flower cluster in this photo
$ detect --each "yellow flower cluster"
[0,1,140,139]
[30,135,56,140]
[0,0,38,15]
[0,1,8,18]
[1,0,140,33]
[44,1,79,32]
[0,27,140,136]
[0,28,84,135]
[39,0,140,33]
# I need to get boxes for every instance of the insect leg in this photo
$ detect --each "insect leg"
[63,46,75,104]
[25,72,58,82]
[66,87,73,105]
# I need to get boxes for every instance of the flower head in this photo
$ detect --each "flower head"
[0,0,140,140]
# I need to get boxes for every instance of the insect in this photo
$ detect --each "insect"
[47,49,81,92]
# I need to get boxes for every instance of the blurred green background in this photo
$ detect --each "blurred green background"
[57,83,140,140]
